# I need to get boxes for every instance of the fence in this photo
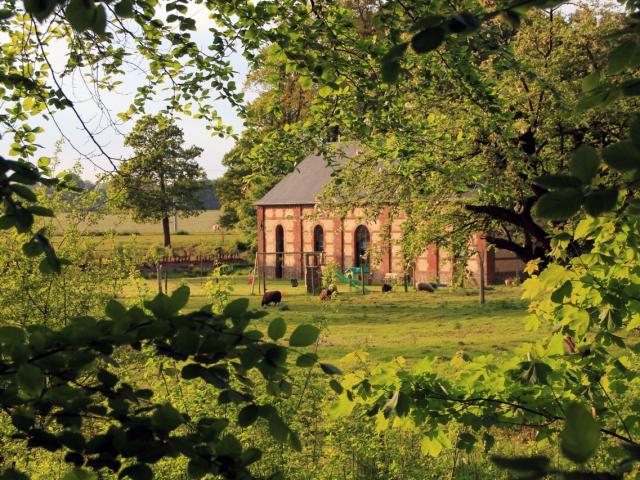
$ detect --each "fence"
[254,251,325,294]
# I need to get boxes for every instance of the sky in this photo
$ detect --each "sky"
[0,7,252,181]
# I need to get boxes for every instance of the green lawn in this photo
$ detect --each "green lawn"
[126,277,539,365]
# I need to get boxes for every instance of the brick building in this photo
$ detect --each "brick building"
[255,144,523,285]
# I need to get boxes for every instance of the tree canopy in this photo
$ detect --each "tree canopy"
[107,115,206,247]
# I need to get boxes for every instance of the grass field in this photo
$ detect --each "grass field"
[52,210,243,254]
[56,210,224,234]
[125,277,539,366]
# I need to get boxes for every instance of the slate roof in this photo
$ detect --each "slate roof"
[255,143,361,206]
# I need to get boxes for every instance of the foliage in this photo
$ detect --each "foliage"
[204,266,234,313]
[106,115,206,247]
[320,260,340,290]
[0,281,343,479]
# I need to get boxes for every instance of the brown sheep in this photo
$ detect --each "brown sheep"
[381,284,392,293]
[415,282,435,293]
[319,285,337,301]
[261,290,282,307]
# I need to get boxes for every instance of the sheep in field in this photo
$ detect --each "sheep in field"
[261,290,282,307]
[381,284,393,293]
[319,285,337,301]
[415,282,435,293]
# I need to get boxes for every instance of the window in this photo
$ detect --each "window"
[275,225,284,279]
[354,225,370,268]
[313,225,324,252]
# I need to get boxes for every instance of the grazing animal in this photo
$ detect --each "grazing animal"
[261,290,282,307]
[415,282,435,293]
[381,284,392,293]
[319,285,337,301]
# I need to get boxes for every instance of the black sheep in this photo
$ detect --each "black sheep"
[261,290,282,306]
[381,284,392,293]
[415,282,435,293]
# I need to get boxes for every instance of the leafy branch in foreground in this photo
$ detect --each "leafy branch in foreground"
[0,286,336,479]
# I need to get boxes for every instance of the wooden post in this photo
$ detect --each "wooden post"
[250,254,258,295]
[479,250,485,305]
[157,262,163,294]
[262,252,267,293]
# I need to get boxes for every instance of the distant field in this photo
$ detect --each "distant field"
[54,210,223,235]
[51,210,244,254]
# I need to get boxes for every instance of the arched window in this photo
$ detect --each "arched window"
[275,225,284,279]
[354,225,370,269]
[313,225,324,252]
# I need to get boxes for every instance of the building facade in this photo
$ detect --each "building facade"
[255,145,523,285]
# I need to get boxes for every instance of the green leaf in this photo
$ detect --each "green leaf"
[320,363,342,375]
[170,285,190,312]
[630,115,640,149]
[16,364,44,398]
[570,145,600,184]
[0,8,15,20]
[268,317,286,341]
[217,434,242,457]
[27,206,54,217]
[171,328,200,355]
[268,413,289,443]
[11,406,35,431]
[295,353,318,367]
[329,379,343,394]
[381,60,401,84]
[608,41,637,75]
[498,10,520,28]
[288,324,320,347]
[491,455,550,473]
[602,141,640,172]
[411,27,445,54]
[22,239,43,257]
[238,405,259,427]
[584,188,618,216]
[10,184,37,201]
[0,326,26,344]
[560,402,600,464]
[118,464,152,480]
[97,369,119,388]
[114,0,134,18]
[581,71,600,93]
[0,469,30,480]
[23,0,56,21]
[151,404,184,434]
[105,300,128,321]
[0,215,17,229]
[534,189,583,220]
[91,5,107,35]
[63,468,97,480]
[65,0,96,32]
[532,175,582,190]
[223,298,249,317]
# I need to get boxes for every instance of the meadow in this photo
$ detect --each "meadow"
[127,276,536,364]
[50,210,243,254]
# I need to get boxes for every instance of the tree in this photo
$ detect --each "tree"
[239,1,636,266]
[214,46,321,246]
[108,115,206,247]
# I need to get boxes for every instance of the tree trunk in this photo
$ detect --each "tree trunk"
[162,216,171,247]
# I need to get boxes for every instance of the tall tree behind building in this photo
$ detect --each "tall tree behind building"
[215,46,318,246]
[107,115,206,247]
